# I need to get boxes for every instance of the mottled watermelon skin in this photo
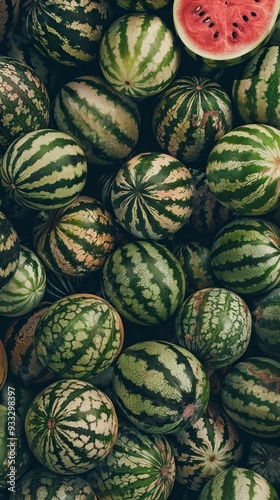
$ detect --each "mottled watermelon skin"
[0,211,20,292]
[102,240,186,325]
[168,400,243,491]
[152,76,233,165]
[206,124,280,216]
[251,286,280,360]
[221,357,280,439]
[99,13,181,98]
[198,467,279,500]
[174,287,252,370]
[0,0,20,43]
[24,378,118,475]
[112,340,210,434]
[111,152,195,240]
[86,419,176,500]
[210,217,280,295]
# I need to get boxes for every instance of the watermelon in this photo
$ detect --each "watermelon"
[0,404,30,490]
[24,378,118,474]
[86,419,176,499]
[111,0,171,10]
[251,286,280,360]
[0,245,46,317]
[206,124,280,216]
[0,0,20,43]
[232,45,280,128]
[0,128,88,210]
[44,267,103,302]
[111,152,195,240]
[152,76,233,165]
[51,75,141,166]
[0,211,19,292]
[168,400,243,491]
[246,439,280,492]
[9,467,97,499]
[210,217,280,296]
[0,57,50,153]
[22,0,114,66]
[174,287,252,370]
[112,339,210,434]
[102,240,186,325]
[34,293,124,380]
[0,375,37,424]
[99,13,181,98]
[3,301,54,385]
[32,195,116,277]
[0,340,7,390]
[173,0,280,67]
[221,356,280,438]
[198,467,279,499]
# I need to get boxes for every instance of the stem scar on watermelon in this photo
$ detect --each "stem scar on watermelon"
[173,0,280,67]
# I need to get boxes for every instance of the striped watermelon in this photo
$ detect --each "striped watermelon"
[221,357,280,438]
[0,245,46,317]
[232,45,280,128]
[0,340,7,390]
[0,404,31,490]
[206,124,280,216]
[102,240,186,325]
[210,217,280,295]
[0,57,50,153]
[174,287,252,370]
[99,13,181,98]
[32,195,116,277]
[0,0,20,43]
[111,152,195,240]
[9,467,97,499]
[152,76,233,165]
[112,340,210,434]
[251,286,280,360]
[0,211,19,291]
[173,0,280,68]
[22,0,113,66]
[168,400,243,491]
[44,268,103,302]
[172,242,216,296]
[86,419,176,500]
[24,378,118,474]
[0,128,87,210]
[246,439,280,492]
[34,293,124,380]
[51,75,141,166]
[198,467,279,500]
[111,0,171,10]
[3,301,54,385]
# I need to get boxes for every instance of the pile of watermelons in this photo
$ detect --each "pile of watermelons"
[0,0,279,498]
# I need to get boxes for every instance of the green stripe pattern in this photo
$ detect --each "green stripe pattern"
[152,76,233,165]
[51,75,141,166]
[210,217,280,295]
[34,294,124,380]
[173,242,216,295]
[11,468,96,500]
[0,57,50,152]
[206,124,280,216]
[0,128,87,210]
[102,240,186,325]
[221,357,280,439]
[99,13,181,98]
[23,0,113,65]
[0,211,20,291]
[33,195,116,277]
[0,245,46,317]
[111,152,194,240]
[24,378,118,474]
[168,400,243,491]
[174,287,252,370]
[87,420,175,500]
[251,286,280,359]
[232,45,280,128]
[198,467,279,500]
[112,340,210,434]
